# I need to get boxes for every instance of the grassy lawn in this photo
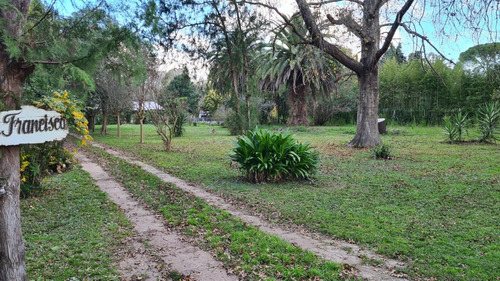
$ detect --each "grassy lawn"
[21,168,132,280]
[84,142,343,280]
[92,123,500,280]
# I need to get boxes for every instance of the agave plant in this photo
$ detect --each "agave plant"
[478,102,500,143]
[230,128,319,183]
[443,115,459,143]
[444,110,470,143]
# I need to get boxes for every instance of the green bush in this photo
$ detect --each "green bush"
[478,102,500,143]
[20,91,89,196]
[371,143,392,159]
[230,128,319,183]
[20,142,74,197]
[443,110,470,143]
[173,113,187,137]
[225,110,244,135]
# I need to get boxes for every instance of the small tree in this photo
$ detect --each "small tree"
[201,89,223,115]
[167,67,200,114]
[96,72,132,137]
[149,97,188,152]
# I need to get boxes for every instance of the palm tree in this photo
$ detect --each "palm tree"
[208,25,262,133]
[259,21,338,126]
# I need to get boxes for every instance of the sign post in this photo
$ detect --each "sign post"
[0,106,68,196]
[0,106,68,281]
[0,105,69,146]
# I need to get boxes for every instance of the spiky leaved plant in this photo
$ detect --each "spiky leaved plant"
[478,102,500,143]
[230,128,319,183]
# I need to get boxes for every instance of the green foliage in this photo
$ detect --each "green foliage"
[33,91,93,145]
[149,97,188,151]
[20,142,74,197]
[92,124,500,280]
[21,0,142,101]
[259,19,339,97]
[371,144,392,159]
[443,111,470,143]
[22,168,131,279]
[201,89,223,114]
[166,67,200,114]
[173,112,186,137]
[478,102,500,142]
[230,128,319,183]
[443,116,458,143]
[85,144,341,280]
[379,43,500,126]
[21,91,92,196]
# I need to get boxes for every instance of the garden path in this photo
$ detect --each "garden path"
[81,140,409,281]
[76,151,237,281]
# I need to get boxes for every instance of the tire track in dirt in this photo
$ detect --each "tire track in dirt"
[88,141,409,281]
[76,151,237,281]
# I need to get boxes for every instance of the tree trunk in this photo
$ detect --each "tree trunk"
[86,111,97,133]
[348,68,382,147]
[288,83,309,126]
[116,114,121,138]
[0,11,33,277]
[231,68,243,133]
[0,146,26,281]
[245,94,251,130]
[101,111,108,135]
[139,117,144,144]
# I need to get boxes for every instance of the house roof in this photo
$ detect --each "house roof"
[132,101,163,111]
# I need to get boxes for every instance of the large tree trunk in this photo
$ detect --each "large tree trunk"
[0,1,33,275]
[348,69,382,147]
[0,146,25,281]
[288,83,309,126]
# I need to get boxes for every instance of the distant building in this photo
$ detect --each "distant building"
[198,110,210,121]
[132,101,163,111]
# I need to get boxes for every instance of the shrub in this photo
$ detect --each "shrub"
[173,113,186,137]
[371,144,392,160]
[443,115,458,143]
[478,102,500,143]
[225,110,244,135]
[230,128,319,183]
[443,110,470,143]
[20,91,91,196]
[20,142,74,197]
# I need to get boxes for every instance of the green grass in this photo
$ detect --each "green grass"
[21,168,132,280]
[84,143,343,280]
[92,123,500,280]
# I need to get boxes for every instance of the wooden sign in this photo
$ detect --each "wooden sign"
[0,106,68,146]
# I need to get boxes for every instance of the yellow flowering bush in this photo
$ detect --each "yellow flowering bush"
[21,91,89,197]
[33,91,93,145]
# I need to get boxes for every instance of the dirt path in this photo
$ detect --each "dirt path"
[87,141,409,281]
[76,151,237,281]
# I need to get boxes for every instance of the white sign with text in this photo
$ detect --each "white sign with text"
[0,106,68,146]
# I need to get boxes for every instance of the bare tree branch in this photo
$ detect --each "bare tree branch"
[399,22,454,64]
[295,0,363,74]
[243,0,308,43]
[326,12,366,39]
[309,0,362,6]
[375,0,414,64]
